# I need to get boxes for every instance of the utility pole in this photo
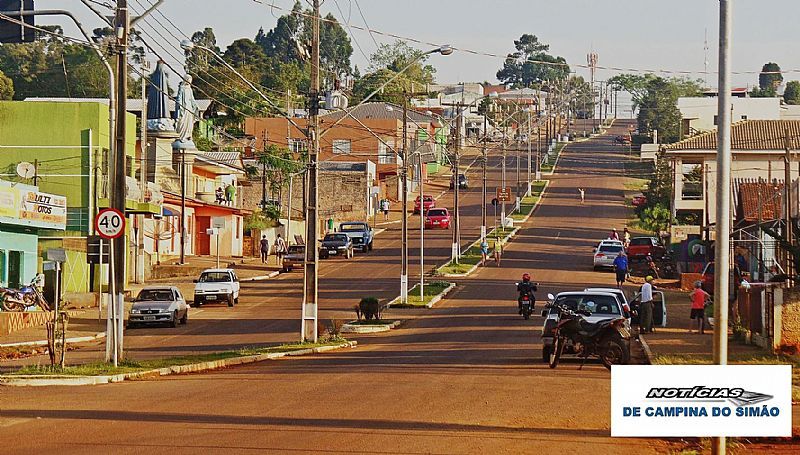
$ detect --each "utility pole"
[109,0,129,364]
[452,102,462,263]
[418,151,425,301]
[713,2,732,454]
[527,108,533,194]
[785,129,794,285]
[302,0,321,342]
[400,93,409,304]
[481,114,488,240]
[136,59,149,284]
[501,139,507,226]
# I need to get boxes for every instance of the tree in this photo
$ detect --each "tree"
[496,34,569,88]
[784,81,800,105]
[0,70,13,100]
[367,40,436,85]
[751,62,783,97]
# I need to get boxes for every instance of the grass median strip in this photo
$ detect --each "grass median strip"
[540,142,565,173]
[438,226,516,275]
[391,281,452,308]
[7,338,350,377]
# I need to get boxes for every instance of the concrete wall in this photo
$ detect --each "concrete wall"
[678,97,781,133]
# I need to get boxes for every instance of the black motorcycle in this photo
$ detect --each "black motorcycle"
[546,302,631,370]
[515,282,538,320]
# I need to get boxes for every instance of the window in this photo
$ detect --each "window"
[332,139,351,154]
[378,142,394,164]
[681,163,703,200]
[741,115,748,120]
[289,139,307,154]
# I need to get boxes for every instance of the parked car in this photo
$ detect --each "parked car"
[425,208,451,229]
[584,287,632,316]
[193,269,240,307]
[541,291,631,362]
[700,262,743,297]
[629,289,668,328]
[632,194,647,207]
[626,236,665,258]
[414,195,435,214]
[281,244,305,272]
[338,222,374,252]
[592,240,625,270]
[319,233,354,259]
[613,134,631,145]
[449,173,469,190]
[128,286,188,328]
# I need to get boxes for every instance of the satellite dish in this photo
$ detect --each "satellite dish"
[16,162,36,179]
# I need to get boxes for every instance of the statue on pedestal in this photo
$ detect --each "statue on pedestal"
[146,60,175,132]
[173,75,200,148]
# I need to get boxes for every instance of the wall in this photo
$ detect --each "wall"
[678,97,781,133]
[0,228,38,288]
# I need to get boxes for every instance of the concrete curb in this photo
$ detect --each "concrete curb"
[638,334,654,365]
[386,282,456,309]
[0,341,357,387]
[340,320,401,333]
[0,332,106,348]
[243,270,281,282]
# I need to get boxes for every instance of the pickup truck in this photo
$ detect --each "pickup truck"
[338,222,374,253]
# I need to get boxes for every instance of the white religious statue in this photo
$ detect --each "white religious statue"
[174,75,200,146]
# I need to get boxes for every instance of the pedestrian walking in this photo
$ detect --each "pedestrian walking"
[380,198,390,221]
[259,235,270,264]
[612,252,628,288]
[578,188,585,204]
[274,234,287,265]
[480,238,489,266]
[623,227,631,249]
[639,276,655,334]
[609,228,620,241]
[225,183,236,206]
[494,234,503,266]
[689,280,710,334]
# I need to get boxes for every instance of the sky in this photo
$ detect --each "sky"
[44,0,800,90]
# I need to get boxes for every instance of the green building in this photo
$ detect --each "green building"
[0,100,138,296]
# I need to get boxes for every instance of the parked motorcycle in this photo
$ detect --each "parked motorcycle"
[546,301,631,370]
[1,276,51,312]
[515,281,538,320]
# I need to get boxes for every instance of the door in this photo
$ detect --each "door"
[8,251,22,289]
[196,216,211,256]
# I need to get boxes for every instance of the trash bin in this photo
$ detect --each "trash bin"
[327,218,334,232]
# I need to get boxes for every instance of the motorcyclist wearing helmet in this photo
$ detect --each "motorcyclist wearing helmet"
[516,273,537,313]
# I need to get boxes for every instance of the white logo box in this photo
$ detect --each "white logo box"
[611,365,792,437]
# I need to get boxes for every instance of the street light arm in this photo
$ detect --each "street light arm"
[79,0,113,26]
[130,0,164,26]
[320,46,451,139]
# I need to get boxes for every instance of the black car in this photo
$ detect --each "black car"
[319,233,354,259]
[449,173,468,189]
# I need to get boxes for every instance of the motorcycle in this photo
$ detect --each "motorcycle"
[1,276,51,312]
[546,300,631,370]
[515,282,538,320]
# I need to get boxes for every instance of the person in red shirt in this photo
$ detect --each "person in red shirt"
[689,280,710,334]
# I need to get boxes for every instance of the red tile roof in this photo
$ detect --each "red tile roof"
[737,181,784,222]
[666,120,800,151]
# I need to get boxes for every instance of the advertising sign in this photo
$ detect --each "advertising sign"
[611,365,792,437]
[0,184,67,230]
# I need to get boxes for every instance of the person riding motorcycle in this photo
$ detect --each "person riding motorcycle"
[516,273,537,313]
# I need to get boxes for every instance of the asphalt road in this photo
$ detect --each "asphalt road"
[0,121,684,453]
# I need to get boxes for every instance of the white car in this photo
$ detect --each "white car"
[584,287,632,316]
[592,240,625,270]
[128,286,188,328]
[193,268,240,307]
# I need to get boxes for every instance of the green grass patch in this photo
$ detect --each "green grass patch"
[623,180,647,191]
[540,142,565,173]
[7,339,350,377]
[653,352,800,401]
[399,281,452,307]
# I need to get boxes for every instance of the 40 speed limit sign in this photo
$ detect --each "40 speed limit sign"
[95,208,126,239]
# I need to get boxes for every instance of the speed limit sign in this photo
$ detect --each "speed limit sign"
[96,208,126,239]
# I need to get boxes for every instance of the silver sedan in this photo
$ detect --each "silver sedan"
[127,286,189,328]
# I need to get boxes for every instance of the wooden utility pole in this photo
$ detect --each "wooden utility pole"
[452,102,462,263]
[400,93,409,302]
[302,0,320,342]
[785,129,794,284]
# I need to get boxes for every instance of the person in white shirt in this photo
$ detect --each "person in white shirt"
[639,276,655,334]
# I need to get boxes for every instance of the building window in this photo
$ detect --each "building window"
[713,115,718,126]
[332,139,351,154]
[681,163,703,200]
[289,139,307,154]
[378,141,394,164]
[741,115,748,120]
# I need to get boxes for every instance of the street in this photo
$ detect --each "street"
[0,122,680,453]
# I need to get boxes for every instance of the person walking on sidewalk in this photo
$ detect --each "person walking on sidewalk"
[689,280,710,334]
[274,234,287,265]
[260,235,270,264]
[380,198,390,221]
[612,252,628,288]
[578,188,585,204]
[639,276,655,334]
[623,227,631,249]
[480,238,489,266]
[494,234,503,266]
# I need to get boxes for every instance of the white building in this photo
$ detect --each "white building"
[677,97,783,135]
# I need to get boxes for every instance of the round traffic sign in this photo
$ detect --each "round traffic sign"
[96,208,125,239]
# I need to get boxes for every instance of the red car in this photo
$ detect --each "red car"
[632,194,647,207]
[414,195,435,214]
[424,208,451,229]
[626,236,665,258]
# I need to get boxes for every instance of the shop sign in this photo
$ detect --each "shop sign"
[0,184,67,230]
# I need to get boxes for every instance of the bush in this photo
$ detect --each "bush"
[358,297,382,321]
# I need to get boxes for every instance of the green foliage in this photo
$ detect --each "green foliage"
[638,204,672,234]
[352,40,436,103]
[784,81,800,105]
[244,212,270,231]
[753,62,783,97]
[610,74,702,143]
[496,34,570,88]
[358,297,382,320]
[0,70,13,100]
